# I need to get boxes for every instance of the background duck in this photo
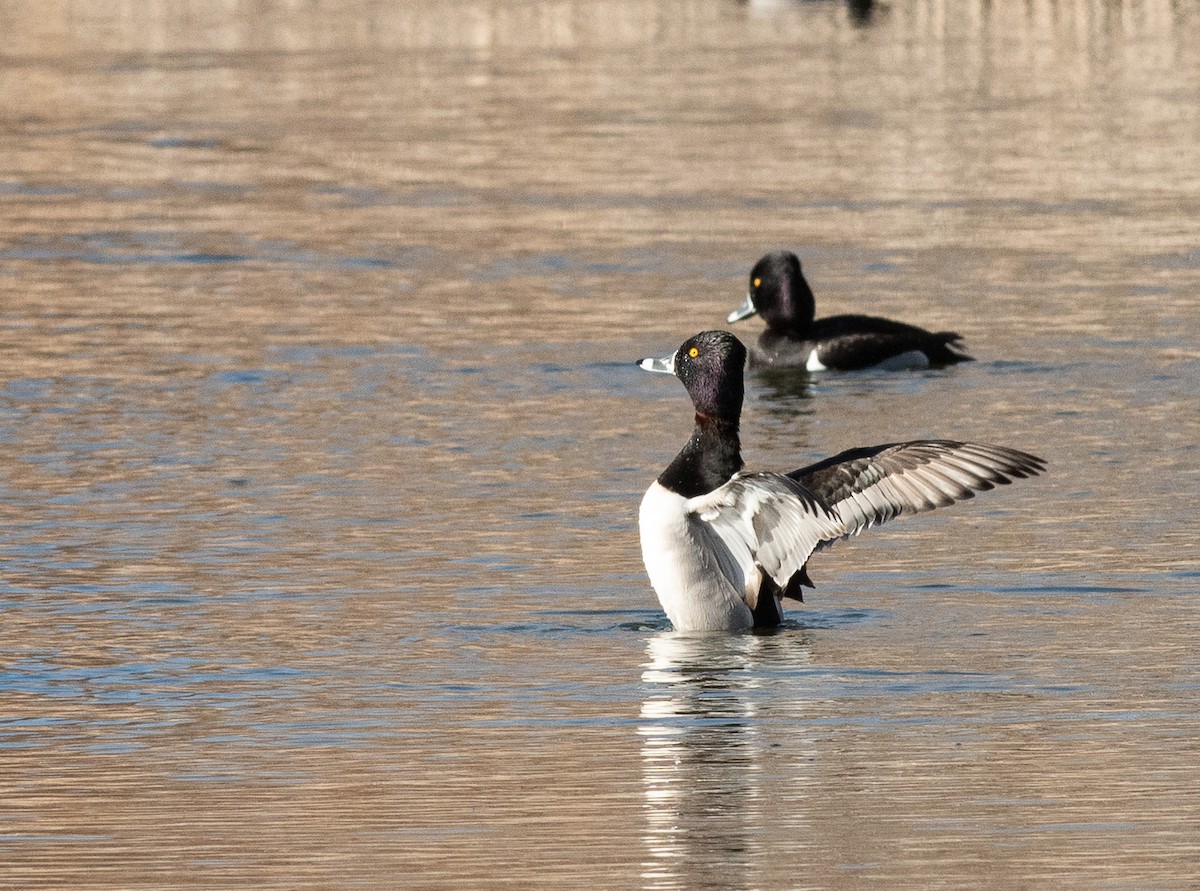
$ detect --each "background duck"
[727,251,973,371]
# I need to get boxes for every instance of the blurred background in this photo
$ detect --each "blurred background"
[1,1,1198,888]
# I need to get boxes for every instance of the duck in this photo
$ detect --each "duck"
[726,251,972,371]
[637,330,1044,632]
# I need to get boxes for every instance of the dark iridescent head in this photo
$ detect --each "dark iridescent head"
[727,251,817,336]
[639,330,746,423]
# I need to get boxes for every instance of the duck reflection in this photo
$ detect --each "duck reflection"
[739,0,877,26]
[752,364,817,404]
[844,0,876,25]
[638,630,813,889]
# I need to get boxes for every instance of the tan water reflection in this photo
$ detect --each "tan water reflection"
[637,614,1200,889]
[639,632,815,889]
[2,0,1200,888]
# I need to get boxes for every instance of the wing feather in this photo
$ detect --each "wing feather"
[679,440,1045,599]
[686,472,845,593]
[789,439,1046,539]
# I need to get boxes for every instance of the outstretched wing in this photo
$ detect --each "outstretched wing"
[789,439,1046,540]
[686,472,846,597]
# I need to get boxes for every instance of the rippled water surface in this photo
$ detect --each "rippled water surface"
[2,1,1200,887]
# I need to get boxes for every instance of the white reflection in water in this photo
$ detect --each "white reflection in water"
[637,631,814,890]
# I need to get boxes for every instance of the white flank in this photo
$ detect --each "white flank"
[639,482,755,632]
[874,350,931,371]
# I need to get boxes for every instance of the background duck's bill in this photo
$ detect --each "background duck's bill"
[726,293,758,323]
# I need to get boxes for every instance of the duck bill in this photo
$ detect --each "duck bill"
[726,293,758,323]
[637,351,677,374]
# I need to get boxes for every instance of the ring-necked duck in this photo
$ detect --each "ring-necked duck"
[637,330,1044,632]
[727,251,972,370]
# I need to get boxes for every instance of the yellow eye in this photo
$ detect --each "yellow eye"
[688,347,700,358]
[753,278,761,288]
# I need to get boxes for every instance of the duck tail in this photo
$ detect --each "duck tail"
[932,331,974,364]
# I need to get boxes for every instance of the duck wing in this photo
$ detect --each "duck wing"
[686,472,847,601]
[788,440,1046,541]
[810,315,973,366]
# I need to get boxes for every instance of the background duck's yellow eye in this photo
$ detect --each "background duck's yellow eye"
[688,347,700,358]
[753,278,761,288]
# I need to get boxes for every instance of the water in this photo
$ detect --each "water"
[2,0,1199,887]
